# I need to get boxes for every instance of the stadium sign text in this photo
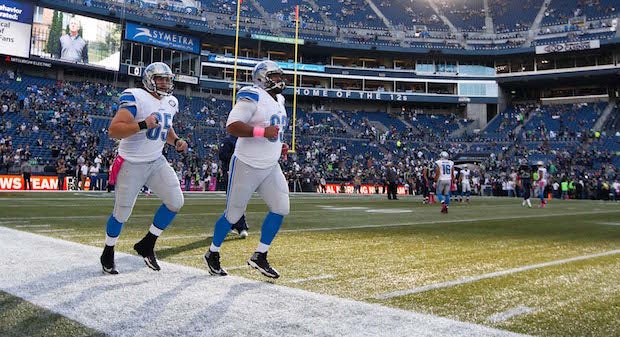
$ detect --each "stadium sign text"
[535,40,600,54]
[322,183,407,195]
[251,33,304,45]
[295,88,418,101]
[125,22,200,54]
[0,0,33,58]
[205,56,325,72]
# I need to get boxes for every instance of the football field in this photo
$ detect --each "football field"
[1,192,619,337]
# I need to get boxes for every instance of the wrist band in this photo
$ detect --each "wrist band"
[253,127,265,137]
[138,121,147,130]
[174,138,181,146]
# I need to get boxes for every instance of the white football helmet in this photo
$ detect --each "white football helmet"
[440,151,449,159]
[143,62,174,96]
[253,60,286,94]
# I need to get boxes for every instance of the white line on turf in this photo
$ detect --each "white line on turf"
[2,210,619,233]
[289,274,335,284]
[487,306,535,323]
[279,209,620,233]
[0,227,530,337]
[35,229,75,233]
[597,222,620,226]
[61,233,100,238]
[375,249,620,299]
[15,224,50,228]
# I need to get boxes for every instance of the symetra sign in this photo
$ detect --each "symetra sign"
[125,22,200,54]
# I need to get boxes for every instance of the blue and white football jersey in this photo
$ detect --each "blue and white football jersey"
[434,159,454,182]
[117,88,178,162]
[227,85,287,169]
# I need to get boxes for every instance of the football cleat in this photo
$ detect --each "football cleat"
[204,250,227,276]
[230,228,248,239]
[247,252,280,279]
[133,241,161,271]
[100,246,119,275]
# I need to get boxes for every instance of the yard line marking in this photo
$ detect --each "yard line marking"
[2,210,619,232]
[365,209,413,213]
[225,265,252,271]
[0,220,28,225]
[278,210,620,233]
[15,224,50,228]
[289,274,335,284]
[157,235,210,241]
[166,255,204,260]
[35,229,75,233]
[375,249,620,299]
[319,205,413,213]
[1,226,530,337]
[487,306,534,323]
[597,222,620,226]
[61,233,100,238]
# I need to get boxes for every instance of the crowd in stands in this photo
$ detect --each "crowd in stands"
[69,0,617,54]
[1,69,618,199]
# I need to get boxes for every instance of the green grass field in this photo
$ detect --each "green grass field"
[1,192,619,337]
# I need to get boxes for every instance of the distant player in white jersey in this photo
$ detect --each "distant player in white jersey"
[459,164,472,203]
[536,161,548,207]
[435,151,454,213]
[99,62,188,275]
[204,60,290,279]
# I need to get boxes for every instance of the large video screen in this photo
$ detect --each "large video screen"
[30,7,121,71]
[0,0,33,58]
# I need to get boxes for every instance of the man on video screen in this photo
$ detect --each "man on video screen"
[57,17,88,63]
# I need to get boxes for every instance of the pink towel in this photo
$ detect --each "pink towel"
[108,155,125,185]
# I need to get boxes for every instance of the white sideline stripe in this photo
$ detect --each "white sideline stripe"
[35,229,75,233]
[224,265,252,271]
[289,274,335,284]
[279,209,620,234]
[0,220,28,224]
[15,224,50,228]
[487,306,534,323]
[0,227,530,337]
[2,210,619,235]
[62,233,102,238]
[597,222,620,226]
[375,249,620,300]
[158,235,210,241]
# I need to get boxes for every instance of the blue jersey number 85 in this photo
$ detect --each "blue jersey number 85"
[146,112,172,141]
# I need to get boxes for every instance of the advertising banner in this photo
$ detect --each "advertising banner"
[206,54,325,72]
[535,40,600,54]
[0,175,92,191]
[125,22,200,54]
[0,0,33,58]
[320,183,408,195]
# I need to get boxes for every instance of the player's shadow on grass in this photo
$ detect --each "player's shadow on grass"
[157,235,247,259]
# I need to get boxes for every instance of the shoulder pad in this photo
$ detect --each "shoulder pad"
[118,90,136,105]
[236,86,259,102]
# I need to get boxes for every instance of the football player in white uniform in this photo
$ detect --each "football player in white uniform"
[536,161,548,207]
[459,164,472,203]
[99,62,188,274]
[204,60,289,279]
[434,151,454,213]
